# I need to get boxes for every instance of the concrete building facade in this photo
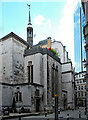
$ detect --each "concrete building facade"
[75,71,86,107]
[62,62,75,109]
[82,1,88,118]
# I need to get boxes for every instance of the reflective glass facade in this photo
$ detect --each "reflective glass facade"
[74,1,86,72]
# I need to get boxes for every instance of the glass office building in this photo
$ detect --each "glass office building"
[74,1,86,72]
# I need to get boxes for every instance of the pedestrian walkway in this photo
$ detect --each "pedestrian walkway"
[0,107,87,120]
[22,107,86,120]
[59,107,86,119]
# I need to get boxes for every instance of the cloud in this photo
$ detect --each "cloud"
[56,0,79,66]
[46,19,51,28]
[33,15,52,44]
[33,0,80,67]
[0,0,67,2]
[34,14,45,27]
[34,14,52,29]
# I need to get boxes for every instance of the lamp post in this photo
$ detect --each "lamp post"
[55,94,58,120]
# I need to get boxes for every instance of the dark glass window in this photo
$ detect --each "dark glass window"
[31,65,33,83]
[75,87,77,90]
[79,92,80,97]
[81,92,83,96]
[77,81,79,84]
[28,66,30,83]
[81,86,83,90]
[79,86,80,90]
[35,90,39,96]
[16,92,22,102]
[28,65,33,84]
[52,67,54,97]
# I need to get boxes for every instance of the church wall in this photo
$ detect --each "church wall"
[0,38,13,84]
[2,85,13,107]
[24,53,43,85]
[21,85,31,107]
[46,55,62,110]
[24,52,62,111]
[12,38,27,84]
[12,85,31,112]
[30,85,44,112]
[42,54,47,107]
[24,53,44,112]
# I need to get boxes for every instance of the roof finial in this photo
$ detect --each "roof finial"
[27,4,32,25]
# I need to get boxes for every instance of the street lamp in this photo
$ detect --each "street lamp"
[55,94,58,120]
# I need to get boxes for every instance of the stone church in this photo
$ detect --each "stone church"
[0,5,75,114]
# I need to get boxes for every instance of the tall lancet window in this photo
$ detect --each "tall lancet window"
[52,64,58,97]
[27,28,33,38]
[52,63,55,97]
[28,61,33,83]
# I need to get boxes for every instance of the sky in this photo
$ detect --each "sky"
[0,0,79,66]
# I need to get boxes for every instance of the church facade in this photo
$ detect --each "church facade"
[0,32,63,114]
[0,5,75,115]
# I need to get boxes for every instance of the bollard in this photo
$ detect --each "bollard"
[79,111,81,118]
[85,110,86,115]
[19,116,21,120]
[67,114,69,120]
[45,112,47,117]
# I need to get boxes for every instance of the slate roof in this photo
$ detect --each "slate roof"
[24,46,61,64]
[34,39,48,47]
[0,32,32,47]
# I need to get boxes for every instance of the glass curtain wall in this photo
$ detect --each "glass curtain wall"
[74,1,86,72]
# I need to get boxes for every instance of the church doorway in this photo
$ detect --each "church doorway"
[36,98,40,112]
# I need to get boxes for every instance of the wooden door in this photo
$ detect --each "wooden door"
[36,98,40,112]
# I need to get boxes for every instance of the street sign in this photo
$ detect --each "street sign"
[54,94,58,97]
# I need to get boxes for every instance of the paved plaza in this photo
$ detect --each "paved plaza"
[1,107,87,120]
[22,107,86,120]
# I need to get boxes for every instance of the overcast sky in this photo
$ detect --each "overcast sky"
[0,0,79,66]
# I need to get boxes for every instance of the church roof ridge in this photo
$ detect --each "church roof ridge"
[34,39,48,47]
[0,32,32,47]
[24,46,61,64]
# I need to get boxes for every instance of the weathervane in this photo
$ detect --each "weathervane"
[27,4,31,9]
[27,4,32,25]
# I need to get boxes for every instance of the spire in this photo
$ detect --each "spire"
[27,4,32,25]
[27,4,33,46]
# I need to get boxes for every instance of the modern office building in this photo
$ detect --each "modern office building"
[74,0,86,72]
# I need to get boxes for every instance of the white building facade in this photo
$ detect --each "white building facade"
[75,71,86,107]
[52,41,75,109]
[82,1,88,118]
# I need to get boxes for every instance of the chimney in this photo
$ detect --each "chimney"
[47,37,51,49]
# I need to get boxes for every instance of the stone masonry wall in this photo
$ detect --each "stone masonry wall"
[12,38,27,84]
